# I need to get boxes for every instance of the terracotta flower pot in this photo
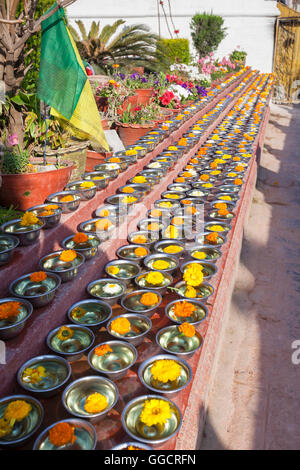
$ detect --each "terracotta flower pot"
[0,163,74,211]
[85,150,113,172]
[135,89,153,106]
[119,95,139,114]
[117,122,155,147]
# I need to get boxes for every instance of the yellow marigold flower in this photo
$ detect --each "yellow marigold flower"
[159,201,172,208]
[145,271,165,286]
[20,212,41,227]
[185,285,197,298]
[227,172,237,178]
[208,225,224,232]
[164,225,179,239]
[152,260,170,270]
[202,183,213,188]
[134,247,148,257]
[72,306,86,319]
[4,400,32,422]
[29,271,47,283]
[139,399,172,427]
[140,292,159,306]
[57,326,74,341]
[163,245,182,254]
[80,181,95,189]
[49,422,77,447]
[168,146,178,151]
[165,194,180,199]
[84,393,108,414]
[121,196,137,204]
[99,209,110,217]
[133,235,147,244]
[178,322,196,337]
[0,418,12,438]
[111,317,131,335]
[150,359,181,383]
[183,264,204,287]
[147,222,160,231]
[192,251,207,260]
[122,186,135,193]
[219,195,232,201]
[132,176,147,184]
[107,266,120,276]
[95,219,113,231]
[59,250,77,262]
[22,366,47,384]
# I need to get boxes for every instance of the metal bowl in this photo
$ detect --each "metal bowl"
[210,199,236,211]
[0,234,19,266]
[79,217,116,242]
[165,299,208,325]
[46,191,80,213]
[62,375,119,420]
[17,355,71,397]
[27,204,62,229]
[67,299,112,329]
[186,188,210,199]
[154,199,180,212]
[188,245,222,263]
[111,441,152,450]
[121,394,182,446]
[87,278,127,306]
[106,193,142,208]
[0,395,44,447]
[214,193,240,203]
[106,313,152,346]
[134,271,173,296]
[167,183,192,193]
[65,180,97,201]
[33,418,97,450]
[173,280,214,303]
[46,324,95,361]
[95,204,127,225]
[104,156,128,171]
[161,191,185,201]
[153,240,185,258]
[127,231,160,250]
[88,340,137,380]
[204,221,231,234]
[196,231,227,247]
[119,183,150,197]
[104,259,141,285]
[116,244,150,264]
[156,325,203,357]
[137,218,167,233]
[207,209,235,223]
[217,184,241,194]
[180,260,218,281]
[81,171,110,190]
[121,289,162,316]
[94,162,121,179]
[0,297,33,340]
[143,253,179,275]
[61,234,100,261]
[138,354,192,396]
[9,271,61,308]
[39,251,85,283]
[1,218,45,246]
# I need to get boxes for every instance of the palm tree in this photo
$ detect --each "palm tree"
[69,19,167,71]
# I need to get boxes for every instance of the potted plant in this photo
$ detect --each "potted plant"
[230,48,247,67]
[116,103,159,147]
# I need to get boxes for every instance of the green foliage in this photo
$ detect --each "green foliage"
[190,12,227,58]
[1,148,30,174]
[0,206,24,226]
[117,103,159,125]
[230,49,247,63]
[157,39,191,66]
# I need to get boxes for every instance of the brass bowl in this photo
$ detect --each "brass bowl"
[143,253,179,275]
[153,240,185,258]
[46,324,95,361]
[165,299,208,325]
[65,180,97,201]
[138,354,192,395]
[81,171,110,190]
[39,250,85,283]
[87,278,127,306]
[9,272,61,308]
[121,289,162,316]
[17,355,71,397]
[116,244,150,264]
[180,260,218,281]
[62,375,118,419]
[121,394,182,446]
[111,441,152,450]
[0,395,44,447]
[0,297,33,341]
[78,218,116,242]
[0,234,19,266]
[156,325,203,357]
[28,204,62,229]
[88,340,137,380]
[104,259,141,285]
[61,234,101,261]
[107,313,152,346]
[67,299,112,329]
[46,191,80,213]
[33,418,97,450]
[188,245,222,263]
[134,271,173,296]
[1,218,45,246]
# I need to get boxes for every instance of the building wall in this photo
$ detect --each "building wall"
[67,0,280,73]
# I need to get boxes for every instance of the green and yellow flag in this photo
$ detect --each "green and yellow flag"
[37,3,109,150]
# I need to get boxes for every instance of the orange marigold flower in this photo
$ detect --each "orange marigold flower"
[29,271,47,283]
[181,199,191,205]
[173,301,196,318]
[217,208,229,216]
[186,206,197,215]
[96,219,113,231]
[178,322,196,337]
[206,232,219,244]
[0,301,22,320]
[59,250,77,262]
[149,209,162,218]
[140,292,159,306]
[111,317,131,335]
[60,195,74,202]
[73,232,89,244]
[94,344,113,356]
[175,177,185,183]
[234,178,243,185]
[214,203,227,210]
[200,174,209,181]
[134,247,148,257]
[48,422,77,447]
[39,210,54,216]
[147,222,160,231]
[109,157,121,163]
[133,235,147,244]
[99,209,110,217]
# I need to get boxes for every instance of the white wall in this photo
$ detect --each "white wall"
[67,0,280,73]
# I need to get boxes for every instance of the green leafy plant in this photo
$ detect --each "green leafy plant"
[0,206,24,225]
[157,38,191,65]
[230,49,247,64]
[1,147,30,175]
[117,103,160,125]
[190,12,227,58]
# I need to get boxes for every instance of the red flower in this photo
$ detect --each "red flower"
[174,29,179,34]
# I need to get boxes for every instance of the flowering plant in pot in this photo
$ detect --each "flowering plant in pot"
[120,73,157,106]
[116,103,159,146]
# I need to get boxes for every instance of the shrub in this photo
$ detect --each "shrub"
[157,38,191,66]
[190,12,227,58]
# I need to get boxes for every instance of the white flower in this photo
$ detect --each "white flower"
[103,283,122,295]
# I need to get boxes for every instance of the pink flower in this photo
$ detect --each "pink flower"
[7,134,18,146]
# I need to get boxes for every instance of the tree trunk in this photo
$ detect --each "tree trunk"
[7,104,24,149]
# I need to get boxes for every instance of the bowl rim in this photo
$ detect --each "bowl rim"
[104,259,141,280]
[1,217,46,233]
[0,233,20,253]
[120,289,162,313]
[106,313,152,340]
[156,324,204,355]
[67,299,112,326]
[87,339,138,375]
[39,250,86,273]
[61,234,101,251]
[86,278,127,300]
[165,298,209,325]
